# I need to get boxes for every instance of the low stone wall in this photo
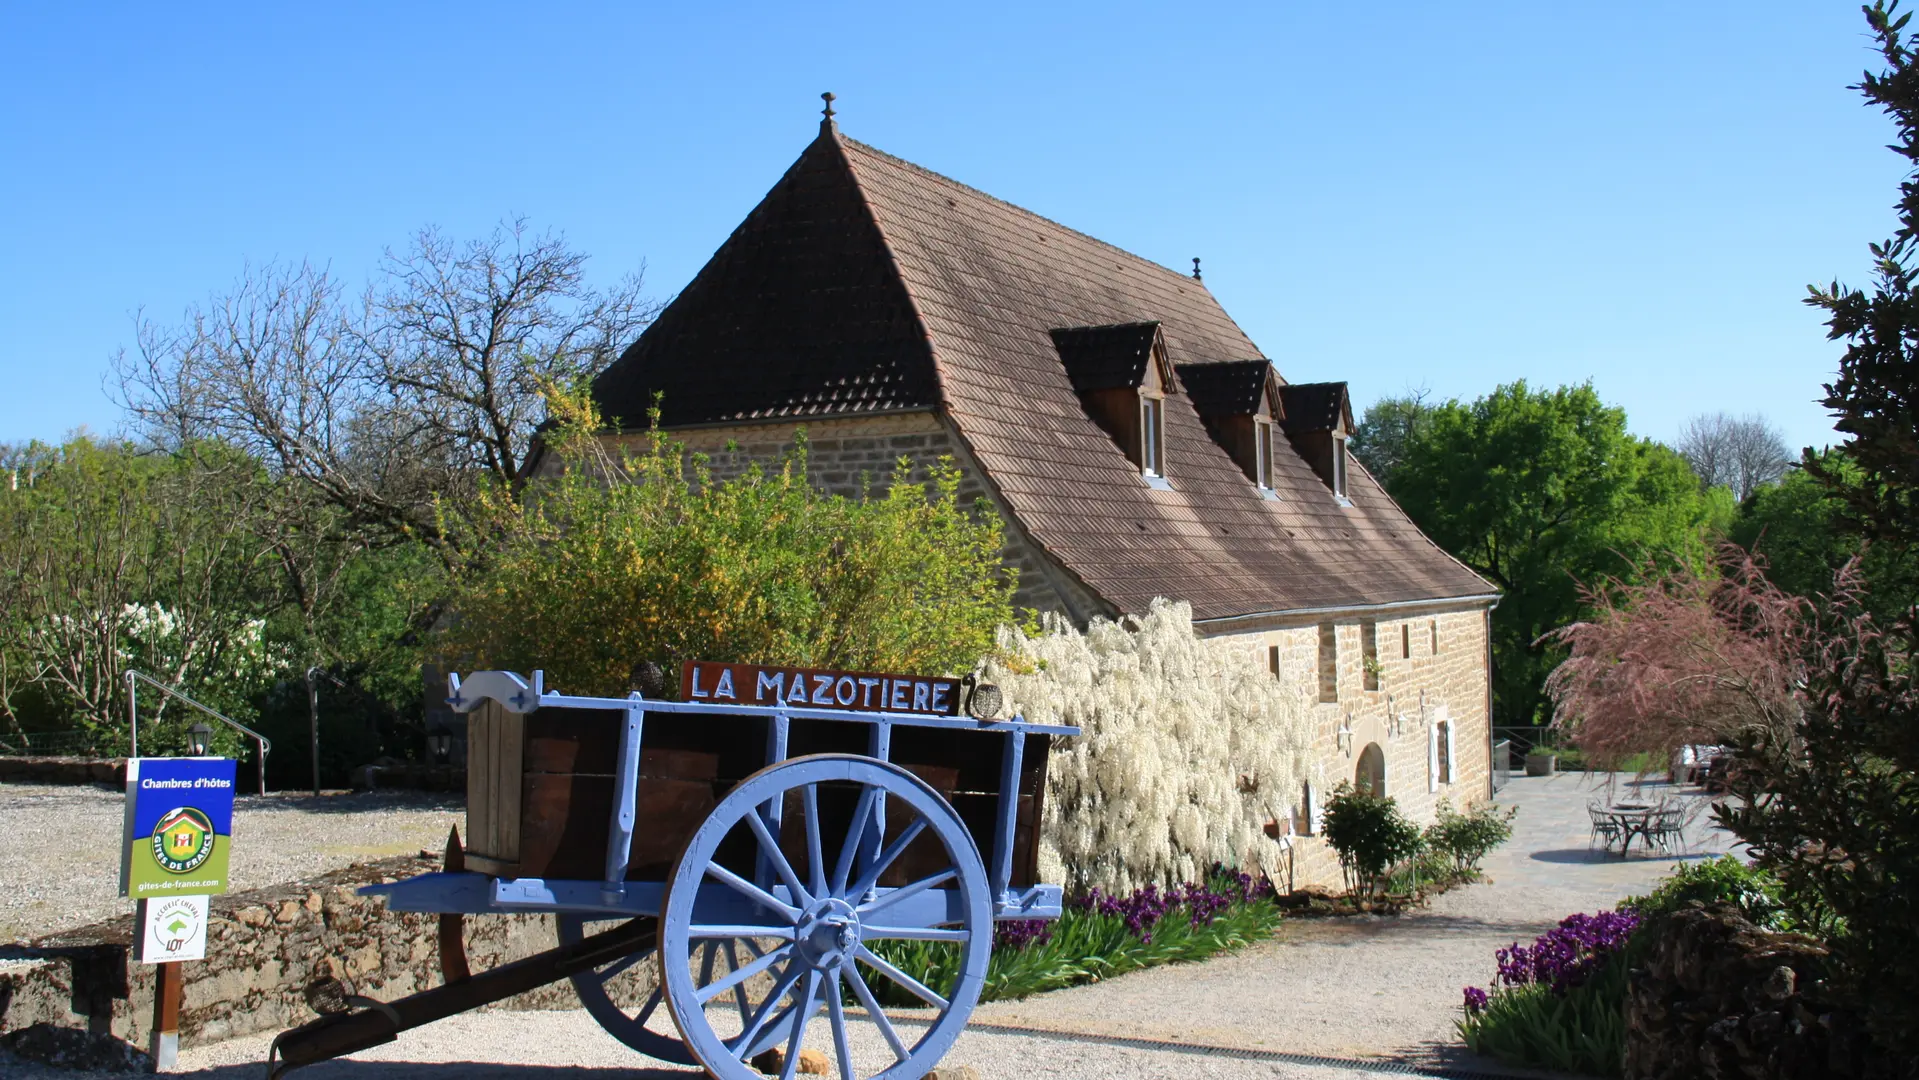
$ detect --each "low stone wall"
[1624,906,1906,1080]
[0,756,125,786]
[0,855,639,1052]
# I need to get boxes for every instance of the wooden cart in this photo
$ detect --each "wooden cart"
[268,664,1076,1080]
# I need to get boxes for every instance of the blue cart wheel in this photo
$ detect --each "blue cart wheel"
[659,754,992,1080]
[555,915,697,1066]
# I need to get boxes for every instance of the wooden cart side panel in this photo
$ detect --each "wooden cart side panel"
[463,698,523,875]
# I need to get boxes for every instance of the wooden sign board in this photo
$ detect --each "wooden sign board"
[680,661,961,717]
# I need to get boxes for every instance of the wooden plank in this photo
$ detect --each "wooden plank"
[465,700,496,861]
[495,706,523,864]
[516,773,717,880]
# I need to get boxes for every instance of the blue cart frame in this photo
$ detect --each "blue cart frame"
[359,669,1078,1080]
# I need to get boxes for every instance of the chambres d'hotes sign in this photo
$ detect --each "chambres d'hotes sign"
[679,661,962,716]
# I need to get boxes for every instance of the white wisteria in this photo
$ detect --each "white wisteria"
[983,599,1314,894]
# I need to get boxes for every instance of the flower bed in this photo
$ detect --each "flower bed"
[1457,910,1641,1076]
[862,867,1283,1004]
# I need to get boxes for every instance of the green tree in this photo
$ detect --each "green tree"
[1805,1,1919,560]
[440,394,1017,696]
[1348,389,1433,483]
[1731,450,1918,614]
[1388,381,1721,726]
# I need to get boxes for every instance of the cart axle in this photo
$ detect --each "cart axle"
[265,917,656,1078]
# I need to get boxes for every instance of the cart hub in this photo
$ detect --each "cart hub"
[794,897,861,970]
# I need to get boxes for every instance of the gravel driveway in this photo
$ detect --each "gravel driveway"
[0,783,462,943]
[2,771,1727,1077]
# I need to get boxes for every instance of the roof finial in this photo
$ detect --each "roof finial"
[821,91,837,128]
[1191,257,1203,281]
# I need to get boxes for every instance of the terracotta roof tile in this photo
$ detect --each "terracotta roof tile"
[593,127,1495,620]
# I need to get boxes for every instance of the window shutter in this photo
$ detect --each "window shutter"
[1427,723,1440,793]
[1444,716,1457,784]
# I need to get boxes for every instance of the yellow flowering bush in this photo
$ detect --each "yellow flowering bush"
[442,393,1016,694]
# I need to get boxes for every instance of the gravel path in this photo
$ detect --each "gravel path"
[1,772,1727,1077]
[0,783,462,943]
[0,1008,1451,1080]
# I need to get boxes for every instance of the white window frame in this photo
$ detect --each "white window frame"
[1332,435,1349,500]
[1140,394,1165,478]
[1254,417,1273,489]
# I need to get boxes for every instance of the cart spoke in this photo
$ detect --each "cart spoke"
[724,940,753,1024]
[698,940,719,987]
[855,944,949,1010]
[842,961,909,1062]
[634,984,663,1027]
[704,861,801,922]
[857,867,957,918]
[860,926,970,943]
[595,949,645,985]
[695,941,792,1004]
[745,805,812,909]
[826,968,855,1080]
[848,816,928,900]
[726,961,806,1057]
[831,785,879,895]
[778,969,821,1080]
[690,924,798,940]
[803,782,827,900]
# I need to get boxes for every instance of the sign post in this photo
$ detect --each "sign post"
[122,757,237,1072]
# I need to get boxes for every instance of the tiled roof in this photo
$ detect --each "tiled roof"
[1177,360,1276,419]
[594,125,1496,619]
[1050,323,1162,393]
[1277,382,1351,435]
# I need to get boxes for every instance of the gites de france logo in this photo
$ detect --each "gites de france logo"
[151,807,216,874]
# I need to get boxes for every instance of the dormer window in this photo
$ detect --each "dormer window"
[1277,381,1355,505]
[1176,359,1282,497]
[1254,417,1274,489]
[1141,394,1165,477]
[1050,321,1177,488]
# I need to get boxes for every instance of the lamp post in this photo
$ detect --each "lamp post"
[187,722,212,757]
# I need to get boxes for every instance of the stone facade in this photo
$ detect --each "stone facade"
[580,417,1496,895]
[1198,607,1493,891]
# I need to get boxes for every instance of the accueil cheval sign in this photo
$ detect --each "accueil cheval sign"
[679,661,962,716]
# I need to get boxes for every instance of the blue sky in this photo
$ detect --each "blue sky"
[0,3,1902,454]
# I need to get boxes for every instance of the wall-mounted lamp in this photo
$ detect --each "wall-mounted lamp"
[426,723,453,766]
[1336,714,1355,757]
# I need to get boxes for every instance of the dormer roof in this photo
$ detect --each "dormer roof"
[1050,323,1172,393]
[1277,382,1353,435]
[591,126,1495,620]
[1177,360,1281,420]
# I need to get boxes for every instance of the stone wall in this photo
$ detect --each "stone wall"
[578,412,1495,896]
[1199,606,1494,892]
[0,757,125,786]
[1624,906,1907,1080]
[0,855,640,1052]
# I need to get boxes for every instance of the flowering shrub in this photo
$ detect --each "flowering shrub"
[982,601,1314,894]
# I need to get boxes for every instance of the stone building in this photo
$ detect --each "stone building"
[578,110,1500,890]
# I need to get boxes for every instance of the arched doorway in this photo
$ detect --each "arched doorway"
[1356,742,1387,796]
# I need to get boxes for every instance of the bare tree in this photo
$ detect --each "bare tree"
[1676,412,1790,501]
[114,219,659,560]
